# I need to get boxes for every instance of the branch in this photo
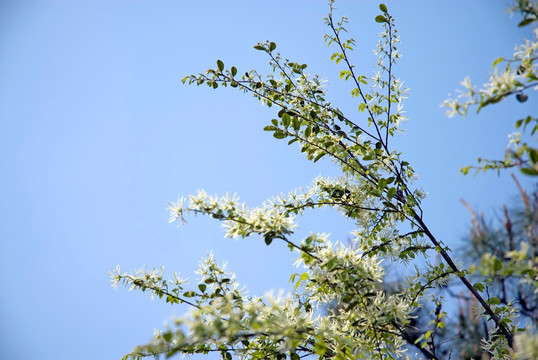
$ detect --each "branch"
[413,214,514,347]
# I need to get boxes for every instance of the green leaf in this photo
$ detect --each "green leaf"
[231,66,237,76]
[269,42,277,52]
[521,167,538,176]
[287,138,298,145]
[166,348,180,358]
[273,130,287,139]
[264,125,277,131]
[473,282,485,292]
[516,93,529,103]
[294,272,309,290]
[489,297,501,305]
[313,152,326,163]
[326,257,338,270]
[387,187,396,199]
[491,56,503,68]
[379,3,387,12]
[424,330,431,341]
[198,284,207,292]
[375,15,387,23]
[217,60,224,72]
[183,291,196,298]
[292,117,301,131]
[253,45,265,51]
[529,149,538,164]
[282,112,291,127]
[518,18,536,27]
[378,178,387,190]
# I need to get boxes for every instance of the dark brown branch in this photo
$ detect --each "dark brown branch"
[413,213,514,347]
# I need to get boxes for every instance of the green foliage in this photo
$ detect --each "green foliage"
[444,177,538,359]
[442,1,538,177]
[112,2,535,359]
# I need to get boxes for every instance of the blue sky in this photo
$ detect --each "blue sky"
[1,1,536,359]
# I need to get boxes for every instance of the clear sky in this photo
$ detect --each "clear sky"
[1,1,536,359]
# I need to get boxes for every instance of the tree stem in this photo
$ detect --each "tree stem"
[413,214,514,348]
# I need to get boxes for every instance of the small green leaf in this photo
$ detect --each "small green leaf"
[162,332,173,342]
[269,42,277,52]
[516,93,529,103]
[183,291,196,298]
[489,297,501,305]
[217,60,224,72]
[518,18,536,27]
[253,45,265,50]
[273,130,287,139]
[424,330,431,341]
[491,56,503,68]
[282,112,291,127]
[521,167,538,176]
[292,117,301,131]
[379,4,387,12]
[375,15,387,23]
[198,284,207,292]
[387,187,396,199]
[378,178,387,190]
[166,348,180,358]
[313,152,326,163]
[264,125,277,131]
[529,149,538,164]
[231,66,237,76]
[473,282,485,292]
[288,138,298,145]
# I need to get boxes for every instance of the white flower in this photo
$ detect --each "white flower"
[167,197,185,224]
